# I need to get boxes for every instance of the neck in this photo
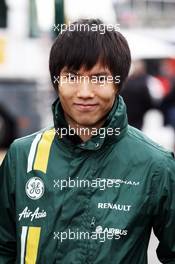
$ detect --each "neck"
[64,114,105,142]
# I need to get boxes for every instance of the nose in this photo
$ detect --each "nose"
[76,79,94,99]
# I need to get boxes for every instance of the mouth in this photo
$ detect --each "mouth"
[73,103,99,111]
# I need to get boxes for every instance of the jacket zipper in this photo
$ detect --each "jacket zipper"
[90,217,96,228]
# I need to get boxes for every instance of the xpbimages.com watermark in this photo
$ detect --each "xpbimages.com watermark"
[53,177,140,191]
[53,74,121,86]
[55,126,120,139]
[53,22,120,34]
[53,227,128,243]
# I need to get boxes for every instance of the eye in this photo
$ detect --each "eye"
[97,76,108,82]
[68,73,77,81]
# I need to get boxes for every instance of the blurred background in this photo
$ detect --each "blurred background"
[0,1,175,263]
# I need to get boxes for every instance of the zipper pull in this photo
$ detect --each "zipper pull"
[90,217,96,228]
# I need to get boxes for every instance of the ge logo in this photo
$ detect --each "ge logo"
[25,177,45,200]
[96,226,103,234]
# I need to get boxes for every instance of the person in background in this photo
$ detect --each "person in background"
[159,59,175,128]
[121,60,164,129]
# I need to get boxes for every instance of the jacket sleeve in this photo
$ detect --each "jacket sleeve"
[152,154,175,264]
[0,144,17,263]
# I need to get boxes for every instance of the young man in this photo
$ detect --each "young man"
[0,19,175,264]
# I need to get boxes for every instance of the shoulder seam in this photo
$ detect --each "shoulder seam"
[127,128,172,156]
[14,126,54,143]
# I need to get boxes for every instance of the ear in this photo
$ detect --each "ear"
[114,85,119,96]
[57,85,59,97]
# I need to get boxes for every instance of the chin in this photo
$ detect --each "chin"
[75,118,98,127]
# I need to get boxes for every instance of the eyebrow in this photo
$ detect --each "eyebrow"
[61,70,76,74]
[90,72,111,76]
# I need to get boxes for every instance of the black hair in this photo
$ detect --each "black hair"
[49,18,131,92]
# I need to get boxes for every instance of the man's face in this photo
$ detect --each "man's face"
[58,62,118,127]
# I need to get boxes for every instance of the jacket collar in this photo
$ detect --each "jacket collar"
[52,95,128,150]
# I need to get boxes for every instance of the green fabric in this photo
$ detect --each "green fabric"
[0,95,175,263]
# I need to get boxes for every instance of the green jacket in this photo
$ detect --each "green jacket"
[0,96,175,264]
